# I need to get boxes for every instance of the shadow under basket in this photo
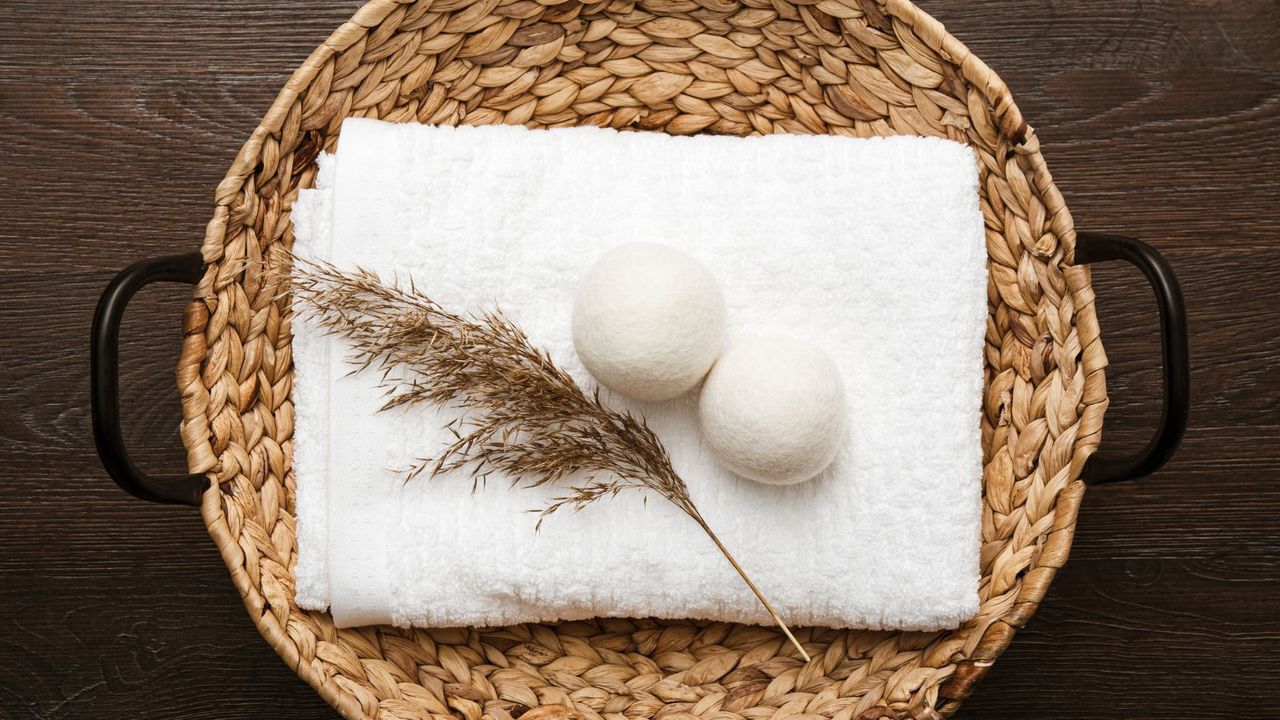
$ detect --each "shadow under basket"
[88,0,1190,717]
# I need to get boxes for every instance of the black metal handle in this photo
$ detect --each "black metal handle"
[1073,232,1189,484]
[91,253,208,505]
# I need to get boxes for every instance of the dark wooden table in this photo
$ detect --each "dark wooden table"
[1,1,1277,718]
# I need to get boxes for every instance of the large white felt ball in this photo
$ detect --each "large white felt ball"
[698,337,847,485]
[573,242,726,401]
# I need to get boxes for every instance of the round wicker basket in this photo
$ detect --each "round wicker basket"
[175,0,1106,717]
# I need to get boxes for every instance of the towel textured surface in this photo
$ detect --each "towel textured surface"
[291,118,987,631]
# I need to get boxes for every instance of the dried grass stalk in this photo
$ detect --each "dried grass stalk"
[288,255,809,661]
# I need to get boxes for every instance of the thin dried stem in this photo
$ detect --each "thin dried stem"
[287,255,810,662]
[685,507,808,661]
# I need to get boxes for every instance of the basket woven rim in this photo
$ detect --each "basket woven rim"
[175,0,1107,717]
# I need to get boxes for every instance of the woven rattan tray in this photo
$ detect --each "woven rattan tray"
[88,0,1191,717]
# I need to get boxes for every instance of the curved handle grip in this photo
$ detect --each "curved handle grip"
[91,253,208,505]
[1074,232,1189,484]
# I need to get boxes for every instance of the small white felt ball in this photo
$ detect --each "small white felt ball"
[698,336,846,485]
[573,242,725,401]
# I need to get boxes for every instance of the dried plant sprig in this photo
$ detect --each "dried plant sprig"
[288,255,810,662]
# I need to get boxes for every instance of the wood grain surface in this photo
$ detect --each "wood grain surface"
[1,1,1277,718]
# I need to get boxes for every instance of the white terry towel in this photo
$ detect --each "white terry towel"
[290,118,987,631]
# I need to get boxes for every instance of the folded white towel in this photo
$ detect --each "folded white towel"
[291,118,987,631]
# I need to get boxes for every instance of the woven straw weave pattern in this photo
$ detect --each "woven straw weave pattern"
[175,0,1107,717]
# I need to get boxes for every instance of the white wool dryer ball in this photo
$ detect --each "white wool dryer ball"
[573,242,726,401]
[698,336,847,485]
